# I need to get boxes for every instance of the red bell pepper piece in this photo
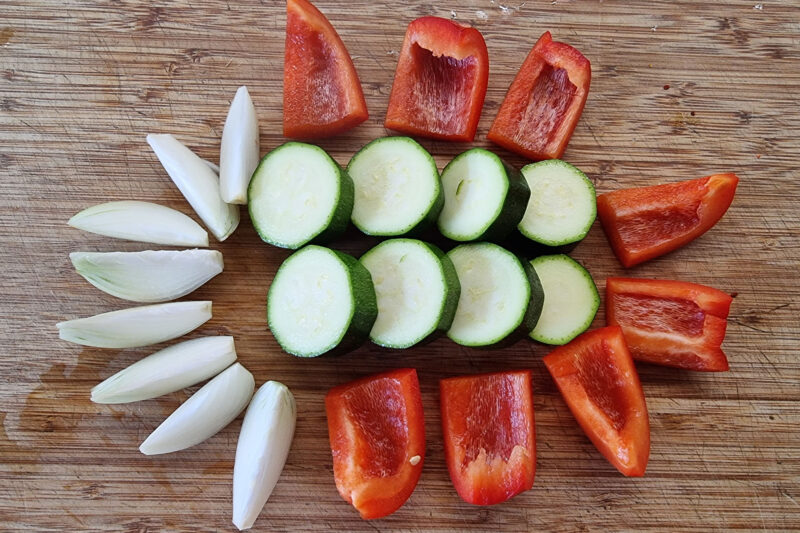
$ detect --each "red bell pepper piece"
[488,31,591,160]
[543,326,650,477]
[284,0,368,139]
[325,368,425,519]
[597,173,739,268]
[385,16,489,142]
[440,370,535,505]
[606,277,733,371]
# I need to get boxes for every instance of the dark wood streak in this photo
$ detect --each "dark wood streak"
[0,0,798,531]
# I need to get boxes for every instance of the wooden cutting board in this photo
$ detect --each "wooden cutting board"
[1,0,798,530]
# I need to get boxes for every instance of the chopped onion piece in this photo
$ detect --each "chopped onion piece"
[147,133,240,241]
[70,249,224,303]
[204,159,220,174]
[232,381,296,530]
[57,301,212,348]
[139,362,255,455]
[220,86,260,205]
[68,201,208,247]
[91,336,237,404]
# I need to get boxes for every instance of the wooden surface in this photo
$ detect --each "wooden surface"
[2,1,799,531]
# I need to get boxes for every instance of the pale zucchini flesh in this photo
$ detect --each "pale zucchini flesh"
[529,254,599,345]
[267,245,377,357]
[248,143,353,249]
[518,160,597,246]
[347,137,443,236]
[438,148,530,242]
[360,239,460,348]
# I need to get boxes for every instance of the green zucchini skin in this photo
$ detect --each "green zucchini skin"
[474,158,531,243]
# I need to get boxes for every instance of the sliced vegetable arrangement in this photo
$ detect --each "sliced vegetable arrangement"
[57,0,745,526]
[325,368,425,519]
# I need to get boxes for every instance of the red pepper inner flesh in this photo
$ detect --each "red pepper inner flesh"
[454,374,527,466]
[576,340,630,431]
[615,294,706,337]
[617,204,701,253]
[407,43,478,137]
[343,378,408,478]
[517,64,577,154]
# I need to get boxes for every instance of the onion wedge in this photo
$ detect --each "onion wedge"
[139,362,255,455]
[68,201,208,247]
[91,336,237,404]
[70,249,224,303]
[220,86,260,205]
[57,301,212,348]
[147,133,240,241]
[232,381,296,530]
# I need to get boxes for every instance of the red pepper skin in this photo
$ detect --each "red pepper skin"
[325,368,425,519]
[606,277,733,371]
[440,370,535,505]
[544,327,650,477]
[385,16,489,142]
[597,173,739,267]
[488,32,591,160]
[284,0,368,139]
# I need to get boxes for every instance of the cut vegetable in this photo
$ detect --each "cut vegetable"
[347,137,442,236]
[488,31,591,160]
[529,254,599,345]
[597,173,739,267]
[284,0,368,138]
[518,160,596,246]
[360,239,460,348]
[68,201,208,247]
[70,249,223,303]
[220,86,260,205]
[325,368,425,519]
[139,362,255,455]
[91,336,237,404]
[438,148,530,242]
[606,277,733,371]
[57,301,212,349]
[248,142,354,249]
[385,16,489,142]
[267,245,377,357]
[447,243,543,347]
[233,381,297,531]
[440,370,536,505]
[543,326,650,477]
[147,133,240,241]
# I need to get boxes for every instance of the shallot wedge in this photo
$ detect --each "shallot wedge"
[68,201,208,247]
[139,362,255,455]
[147,133,240,241]
[70,249,223,303]
[91,336,237,404]
[232,381,296,530]
[57,301,212,348]
[220,86,260,205]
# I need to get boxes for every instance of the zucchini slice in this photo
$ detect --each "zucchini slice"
[347,137,443,236]
[518,160,596,246]
[529,254,599,345]
[267,245,377,357]
[447,242,543,347]
[438,148,530,242]
[248,142,354,249]
[360,239,460,348]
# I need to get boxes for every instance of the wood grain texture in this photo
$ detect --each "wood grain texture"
[1,0,799,530]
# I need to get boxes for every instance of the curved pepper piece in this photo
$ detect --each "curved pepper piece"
[606,277,733,371]
[284,0,368,139]
[488,32,591,160]
[385,16,489,142]
[597,173,739,267]
[544,326,650,477]
[325,368,425,519]
[440,370,536,505]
